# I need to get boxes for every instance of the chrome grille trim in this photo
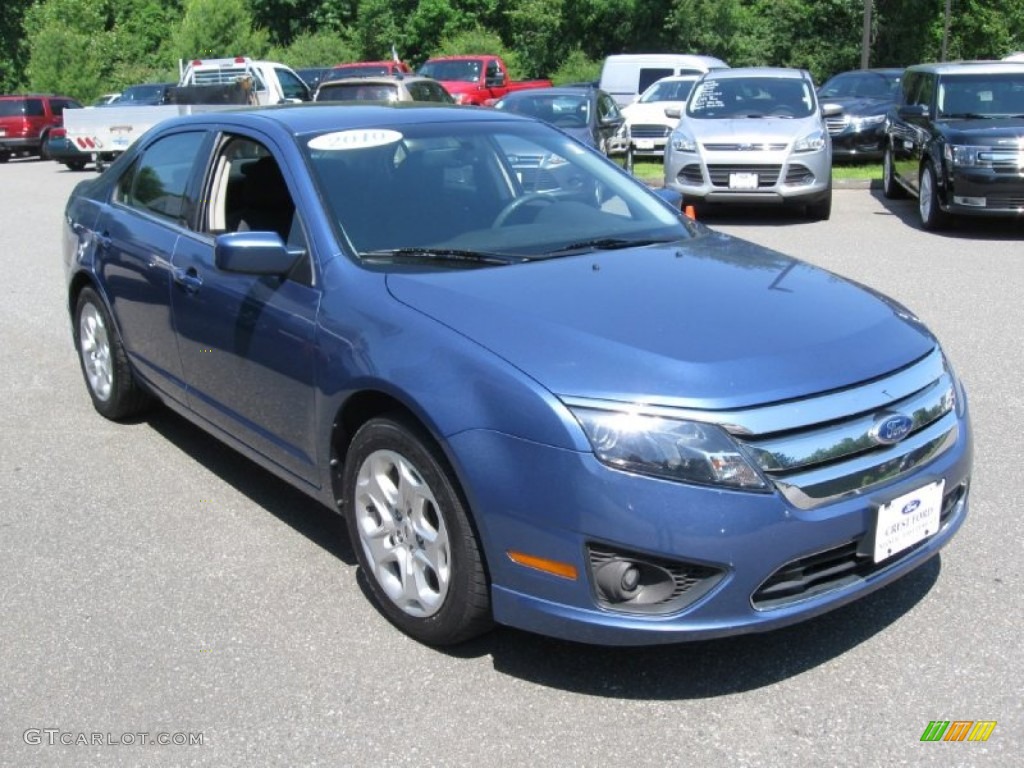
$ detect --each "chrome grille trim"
[703,143,788,151]
[561,347,956,510]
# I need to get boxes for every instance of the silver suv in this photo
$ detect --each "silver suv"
[664,67,837,219]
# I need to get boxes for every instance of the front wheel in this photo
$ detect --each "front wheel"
[918,163,949,231]
[882,146,905,199]
[343,415,492,646]
[805,185,832,221]
[73,287,151,420]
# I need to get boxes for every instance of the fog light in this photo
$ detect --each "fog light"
[953,195,986,207]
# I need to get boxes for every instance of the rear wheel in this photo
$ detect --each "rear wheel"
[73,287,152,420]
[0,151,9,164]
[38,134,51,161]
[343,415,492,646]
[64,158,88,171]
[918,163,949,231]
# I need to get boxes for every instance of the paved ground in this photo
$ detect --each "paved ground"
[1,155,1021,767]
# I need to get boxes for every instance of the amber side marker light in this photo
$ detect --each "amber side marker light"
[507,551,578,580]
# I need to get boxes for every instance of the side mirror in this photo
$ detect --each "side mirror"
[820,103,843,118]
[215,231,300,275]
[664,106,682,119]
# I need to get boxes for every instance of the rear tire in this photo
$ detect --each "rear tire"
[73,287,152,420]
[64,158,88,171]
[343,415,492,646]
[38,134,51,161]
[0,152,9,164]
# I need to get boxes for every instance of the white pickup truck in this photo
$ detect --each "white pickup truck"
[63,58,310,169]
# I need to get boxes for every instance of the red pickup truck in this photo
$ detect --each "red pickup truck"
[417,55,552,105]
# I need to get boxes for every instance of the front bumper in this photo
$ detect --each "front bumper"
[664,146,832,205]
[943,164,1024,217]
[448,411,972,646]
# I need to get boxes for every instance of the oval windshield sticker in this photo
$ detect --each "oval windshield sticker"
[308,129,403,151]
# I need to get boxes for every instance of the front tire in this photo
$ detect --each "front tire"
[918,163,949,231]
[343,415,492,646]
[806,185,832,221]
[882,145,905,199]
[73,287,151,420]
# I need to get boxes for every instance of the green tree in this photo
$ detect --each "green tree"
[165,0,269,62]
[23,0,120,99]
[549,47,601,84]
[0,0,34,91]
[267,29,361,67]
[665,0,741,61]
[505,0,566,77]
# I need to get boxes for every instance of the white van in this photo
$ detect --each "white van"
[600,53,729,106]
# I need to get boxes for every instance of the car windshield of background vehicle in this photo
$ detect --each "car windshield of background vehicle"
[317,83,399,102]
[418,60,481,83]
[937,73,1024,118]
[303,121,693,266]
[689,78,815,119]
[819,72,900,99]
[640,79,697,103]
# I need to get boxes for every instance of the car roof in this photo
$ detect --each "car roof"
[499,87,599,99]
[906,60,1024,75]
[318,75,434,87]
[702,67,809,81]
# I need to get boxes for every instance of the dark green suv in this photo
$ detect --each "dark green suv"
[0,94,82,162]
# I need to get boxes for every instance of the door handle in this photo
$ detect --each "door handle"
[172,267,203,294]
[96,231,112,249]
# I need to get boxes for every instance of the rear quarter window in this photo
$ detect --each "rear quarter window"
[116,131,207,223]
[0,99,27,117]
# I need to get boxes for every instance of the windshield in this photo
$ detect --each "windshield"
[639,78,697,103]
[819,71,901,99]
[418,60,481,83]
[495,94,590,128]
[688,77,816,119]
[937,72,1024,117]
[303,120,694,265]
[316,83,400,102]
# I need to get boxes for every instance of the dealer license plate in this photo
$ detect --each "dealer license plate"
[729,172,758,190]
[635,139,655,150]
[873,480,944,563]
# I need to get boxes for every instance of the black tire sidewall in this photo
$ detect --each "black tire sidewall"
[342,416,491,646]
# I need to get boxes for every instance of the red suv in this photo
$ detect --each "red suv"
[0,94,83,162]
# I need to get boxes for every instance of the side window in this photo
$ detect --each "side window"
[275,67,310,101]
[598,94,620,121]
[918,74,936,111]
[117,131,206,223]
[486,60,501,80]
[25,98,45,117]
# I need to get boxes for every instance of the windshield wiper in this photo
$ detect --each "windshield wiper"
[548,237,677,255]
[360,248,530,266]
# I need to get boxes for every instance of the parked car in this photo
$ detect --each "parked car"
[817,68,903,160]
[619,75,701,167]
[331,60,412,79]
[295,67,333,91]
[64,104,972,647]
[44,126,89,170]
[883,60,1024,229]
[109,82,176,106]
[664,67,838,219]
[314,75,453,104]
[493,86,625,155]
[599,53,729,106]
[0,94,82,162]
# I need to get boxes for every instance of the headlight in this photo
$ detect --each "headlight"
[670,133,697,153]
[850,114,886,129]
[570,408,769,490]
[793,128,827,153]
[944,144,990,167]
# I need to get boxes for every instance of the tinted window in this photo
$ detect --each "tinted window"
[316,83,398,102]
[25,99,45,117]
[407,81,452,103]
[0,99,26,117]
[638,68,674,94]
[118,132,206,223]
[275,67,310,101]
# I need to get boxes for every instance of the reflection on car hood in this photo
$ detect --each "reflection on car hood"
[386,233,935,409]
[683,116,819,144]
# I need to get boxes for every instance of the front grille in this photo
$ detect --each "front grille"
[703,143,788,151]
[752,481,967,609]
[707,164,782,187]
[985,194,1024,209]
[630,124,670,139]
[825,115,850,134]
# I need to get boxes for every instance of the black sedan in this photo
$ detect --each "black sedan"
[493,87,626,156]
[818,68,903,161]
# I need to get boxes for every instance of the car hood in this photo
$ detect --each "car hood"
[385,233,935,409]
[564,126,596,147]
[623,102,686,125]
[683,116,821,145]
[817,96,891,116]
[940,117,1024,145]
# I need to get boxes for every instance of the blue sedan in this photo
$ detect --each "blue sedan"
[63,104,972,646]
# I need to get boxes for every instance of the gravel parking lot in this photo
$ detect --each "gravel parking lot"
[1,155,1021,767]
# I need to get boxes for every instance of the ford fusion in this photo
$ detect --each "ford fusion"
[63,104,972,646]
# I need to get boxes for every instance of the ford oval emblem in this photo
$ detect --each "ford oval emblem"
[871,413,914,445]
[902,499,921,515]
